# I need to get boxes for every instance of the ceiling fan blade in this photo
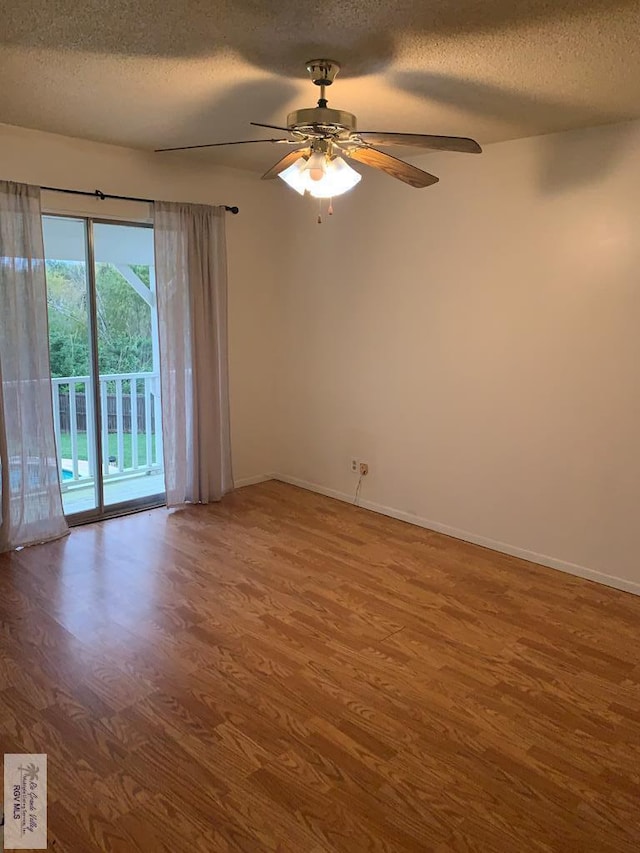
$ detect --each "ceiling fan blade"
[357,132,482,154]
[346,146,439,188]
[155,138,289,153]
[250,121,296,134]
[261,147,310,179]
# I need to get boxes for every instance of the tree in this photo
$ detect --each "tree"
[95,263,153,375]
[46,261,153,378]
[46,261,91,377]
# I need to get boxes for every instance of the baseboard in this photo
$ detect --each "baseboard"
[233,473,275,489]
[273,473,640,597]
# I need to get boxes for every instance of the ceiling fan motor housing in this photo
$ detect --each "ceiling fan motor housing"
[287,107,357,135]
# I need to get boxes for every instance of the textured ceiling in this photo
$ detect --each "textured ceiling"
[1,0,639,171]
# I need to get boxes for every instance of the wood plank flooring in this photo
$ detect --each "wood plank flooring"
[1,480,639,852]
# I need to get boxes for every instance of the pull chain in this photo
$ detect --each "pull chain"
[315,198,335,223]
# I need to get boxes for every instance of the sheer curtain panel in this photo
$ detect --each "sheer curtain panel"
[154,202,233,506]
[0,181,68,551]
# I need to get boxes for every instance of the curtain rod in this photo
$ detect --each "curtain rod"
[40,185,239,214]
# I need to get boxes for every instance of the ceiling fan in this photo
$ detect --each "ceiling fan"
[156,59,482,204]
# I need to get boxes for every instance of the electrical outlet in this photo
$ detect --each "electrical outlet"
[359,462,369,476]
[350,458,358,473]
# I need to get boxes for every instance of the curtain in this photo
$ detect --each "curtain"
[0,181,68,551]
[154,201,233,506]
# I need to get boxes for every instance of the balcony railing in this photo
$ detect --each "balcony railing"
[51,371,164,492]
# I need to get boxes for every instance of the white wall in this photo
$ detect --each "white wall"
[275,119,640,593]
[0,122,285,484]
[3,118,639,594]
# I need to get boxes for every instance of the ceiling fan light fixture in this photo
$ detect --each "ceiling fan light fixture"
[278,155,361,199]
[308,156,361,198]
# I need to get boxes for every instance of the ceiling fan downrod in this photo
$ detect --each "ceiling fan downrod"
[306,59,340,108]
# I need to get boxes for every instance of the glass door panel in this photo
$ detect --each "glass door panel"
[92,222,165,507]
[43,216,100,515]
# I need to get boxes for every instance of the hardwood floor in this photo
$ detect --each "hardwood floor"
[1,480,639,852]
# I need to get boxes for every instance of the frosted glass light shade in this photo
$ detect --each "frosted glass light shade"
[305,152,326,182]
[279,160,308,195]
[279,156,361,198]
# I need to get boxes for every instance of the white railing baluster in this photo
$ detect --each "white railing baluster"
[52,380,62,479]
[115,378,124,472]
[101,378,109,477]
[131,378,138,471]
[153,377,163,469]
[69,381,79,479]
[144,377,152,470]
[85,380,97,488]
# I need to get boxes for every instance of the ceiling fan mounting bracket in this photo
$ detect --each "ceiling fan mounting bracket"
[305,59,341,87]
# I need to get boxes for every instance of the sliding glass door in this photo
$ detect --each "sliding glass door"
[43,215,165,520]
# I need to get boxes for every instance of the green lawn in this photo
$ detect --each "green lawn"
[58,431,158,469]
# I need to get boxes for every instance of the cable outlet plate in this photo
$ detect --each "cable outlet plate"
[351,458,369,476]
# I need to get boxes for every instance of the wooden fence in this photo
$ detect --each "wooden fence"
[57,392,156,433]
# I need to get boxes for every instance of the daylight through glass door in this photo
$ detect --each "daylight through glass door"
[43,215,166,519]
